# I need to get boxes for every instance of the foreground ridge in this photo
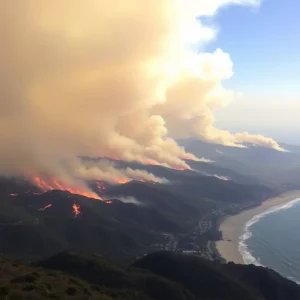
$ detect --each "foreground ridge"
[0,251,299,299]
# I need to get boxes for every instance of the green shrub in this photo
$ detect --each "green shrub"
[84,287,92,296]
[22,283,35,291]
[31,272,40,278]
[49,293,59,299]
[66,286,77,296]
[0,285,10,295]
[9,291,24,300]
[91,284,100,291]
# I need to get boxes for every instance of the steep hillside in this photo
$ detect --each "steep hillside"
[0,251,297,299]
[0,190,162,260]
[0,170,273,261]
[134,251,300,300]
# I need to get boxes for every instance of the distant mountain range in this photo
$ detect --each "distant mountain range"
[179,138,300,191]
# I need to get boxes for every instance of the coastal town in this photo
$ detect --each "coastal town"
[149,201,258,261]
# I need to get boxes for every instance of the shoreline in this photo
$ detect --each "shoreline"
[215,190,300,264]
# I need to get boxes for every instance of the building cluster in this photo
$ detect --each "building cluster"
[149,201,258,261]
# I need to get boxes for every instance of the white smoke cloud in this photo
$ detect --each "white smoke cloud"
[114,196,143,205]
[211,174,230,181]
[151,47,285,151]
[70,159,168,184]
[0,0,283,194]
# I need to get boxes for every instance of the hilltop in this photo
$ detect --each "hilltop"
[0,251,299,300]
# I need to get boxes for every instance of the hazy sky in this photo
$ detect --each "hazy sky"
[203,0,300,144]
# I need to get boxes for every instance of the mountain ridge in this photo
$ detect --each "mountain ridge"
[0,250,298,299]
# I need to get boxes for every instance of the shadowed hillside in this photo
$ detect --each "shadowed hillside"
[134,251,300,300]
[179,139,300,191]
[0,170,273,261]
[0,251,297,299]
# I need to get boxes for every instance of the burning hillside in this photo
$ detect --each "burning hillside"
[72,203,81,217]
[0,0,283,197]
[33,176,101,200]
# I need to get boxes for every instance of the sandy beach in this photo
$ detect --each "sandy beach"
[216,190,300,264]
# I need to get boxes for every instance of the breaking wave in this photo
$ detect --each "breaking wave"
[238,197,300,266]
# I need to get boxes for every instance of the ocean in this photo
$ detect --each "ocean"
[239,198,300,283]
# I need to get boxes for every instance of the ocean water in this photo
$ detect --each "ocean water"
[239,198,300,283]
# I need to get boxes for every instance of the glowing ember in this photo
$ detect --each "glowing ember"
[105,200,113,204]
[38,204,52,211]
[111,154,121,160]
[72,203,81,217]
[33,176,101,200]
[10,191,42,197]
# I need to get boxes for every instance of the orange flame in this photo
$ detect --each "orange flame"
[144,158,160,165]
[38,204,52,211]
[104,200,113,204]
[112,178,130,184]
[173,166,189,171]
[10,191,42,197]
[33,176,101,200]
[72,203,81,217]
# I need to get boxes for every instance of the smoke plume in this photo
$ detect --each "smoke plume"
[71,159,168,184]
[113,196,143,206]
[0,0,283,191]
